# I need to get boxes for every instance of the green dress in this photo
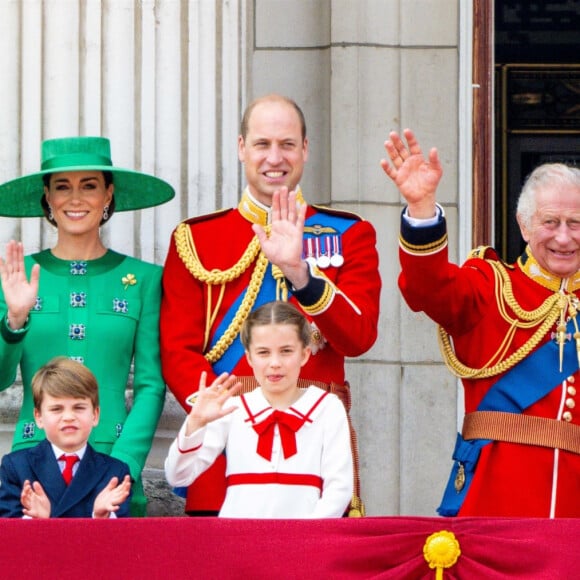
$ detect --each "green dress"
[0,249,166,516]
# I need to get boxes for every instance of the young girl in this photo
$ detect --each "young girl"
[164,301,353,518]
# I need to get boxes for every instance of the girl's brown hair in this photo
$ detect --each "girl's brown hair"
[240,301,311,350]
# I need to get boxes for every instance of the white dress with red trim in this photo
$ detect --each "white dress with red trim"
[164,386,353,518]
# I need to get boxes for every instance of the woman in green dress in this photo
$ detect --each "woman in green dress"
[0,137,174,515]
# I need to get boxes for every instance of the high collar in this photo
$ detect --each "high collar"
[237,186,306,226]
[32,248,125,275]
[518,245,580,293]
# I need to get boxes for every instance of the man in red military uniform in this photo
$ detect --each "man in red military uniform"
[382,128,580,517]
[161,94,381,514]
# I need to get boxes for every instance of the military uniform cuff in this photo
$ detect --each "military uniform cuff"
[290,264,334,315]
[399,206,448,256]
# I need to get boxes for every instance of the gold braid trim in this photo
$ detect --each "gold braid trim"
[302,281,334,315]
[174,222,262,284]
[204,251,269,363]
[438,259,565,379]
[271,265,289,302]
[399,232,448,255]
[174,221,270,363]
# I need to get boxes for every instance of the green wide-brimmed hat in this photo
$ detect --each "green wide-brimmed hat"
[0,136,175,217]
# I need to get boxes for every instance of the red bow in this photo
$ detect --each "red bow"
[253,410,305,461]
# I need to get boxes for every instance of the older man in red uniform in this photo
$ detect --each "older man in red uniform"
[161,95,381,514]
[382,128,580,517]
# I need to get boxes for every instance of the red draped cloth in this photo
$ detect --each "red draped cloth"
[1,516,578,578]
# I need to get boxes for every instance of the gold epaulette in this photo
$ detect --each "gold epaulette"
[178,207,232,227]
[467,245,494,260]
[467,245,515,270]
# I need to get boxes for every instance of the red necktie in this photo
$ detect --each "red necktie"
[253,410,305,461]
[59,454,79,485]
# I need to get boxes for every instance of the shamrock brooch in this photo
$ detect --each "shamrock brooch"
[122,273,137,290]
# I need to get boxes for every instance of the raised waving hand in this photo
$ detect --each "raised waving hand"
[0,241,40,330]
[184,372,242,435]
[380,129,443,219]
[252,187,309,289]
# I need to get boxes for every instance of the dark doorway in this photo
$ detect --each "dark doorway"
[494,1,580,263]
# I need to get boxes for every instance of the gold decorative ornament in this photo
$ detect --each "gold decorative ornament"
[204,252,269,363]
[438,259,578,378]
[454,463,465,492]
[174,222,263,285]
[271,265,289,302]
[174,222,271,363]
[347,494,365,517]
[304,224,336,235]
[423,530,461,579]
[122,273,137,289]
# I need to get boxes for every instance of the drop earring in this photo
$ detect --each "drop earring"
[48,205,53,221]
[103,205,109,221]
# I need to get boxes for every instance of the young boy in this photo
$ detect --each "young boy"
[0,357,132,518]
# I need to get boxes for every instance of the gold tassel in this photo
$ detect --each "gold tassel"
[557,294,568,372]
[271,265,288,302]
[557,322,567,373]
[347,494,365,517]
[568,300,580,370]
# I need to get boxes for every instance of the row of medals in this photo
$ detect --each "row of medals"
[302,235,344,269]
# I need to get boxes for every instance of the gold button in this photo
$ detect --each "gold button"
[566,398,576,409]
[563,411,573,422]
[568,376,576,384]
[568,386,577,396]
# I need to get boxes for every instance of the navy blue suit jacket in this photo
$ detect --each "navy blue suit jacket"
[0,439,132,518]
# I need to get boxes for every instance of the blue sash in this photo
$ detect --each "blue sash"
[211,263,284,375]
[438,319,579,516]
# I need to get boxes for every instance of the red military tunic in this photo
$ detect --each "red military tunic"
[399,210,580,517]
[161,188,381,512]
